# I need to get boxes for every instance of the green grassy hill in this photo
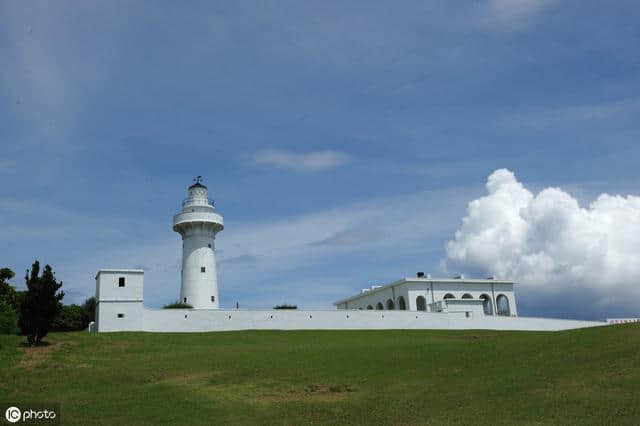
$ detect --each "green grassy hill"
[1,325,639,425]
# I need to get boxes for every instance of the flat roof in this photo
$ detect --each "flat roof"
[334,277,514,305]
[96,269,144,275]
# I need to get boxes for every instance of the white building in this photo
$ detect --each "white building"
[93,180,606,333]
[334,274,517,318]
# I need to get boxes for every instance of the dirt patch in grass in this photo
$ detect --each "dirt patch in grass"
[151,371,221,386]
[152,373,357,405]
[100,341,130,352]
[305,384,355,394]
[603,366,631,378]
[531,378,599,399]
[250,384,356,405]
[19,342,60,369]
[440,334,486,341]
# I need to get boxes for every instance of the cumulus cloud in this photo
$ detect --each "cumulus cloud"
[446,169,640,317]
[253,149,349,172]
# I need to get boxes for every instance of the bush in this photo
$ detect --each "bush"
[52,304,87,331]
[163,301,193,309]
[51,297,97,332]
[0,268,23,312]
[82,297,96,325]
[273,304,297,310]
[0,300,19,334]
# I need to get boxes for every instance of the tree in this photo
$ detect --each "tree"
[0,268,20,334]
[52,304,86,331]
[273,304,297,309]
[0,268,18,307]
[0,300,20,334]
[51,297,96,332]
[20,261,64,345]
[82,297,96,327]
[163,300,193,309]
[0,268,14,286]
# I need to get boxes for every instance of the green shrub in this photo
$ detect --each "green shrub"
[273,304,297,309]
[163,301,193,309]
[0,300,20,334]
[52,304,87,331]
[82,297,96,325]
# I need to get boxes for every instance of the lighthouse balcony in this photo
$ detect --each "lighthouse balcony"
[173,211,224,231]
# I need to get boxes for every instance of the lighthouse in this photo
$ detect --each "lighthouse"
[173,177,224,309]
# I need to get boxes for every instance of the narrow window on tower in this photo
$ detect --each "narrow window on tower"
[117,313,125,318]
[201,267,206,273]
[211,296,215,302]
[183,297,187,303]
[208,244,212,248]
[118,277,125,287]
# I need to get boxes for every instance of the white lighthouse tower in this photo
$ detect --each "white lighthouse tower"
[173,177,224,309]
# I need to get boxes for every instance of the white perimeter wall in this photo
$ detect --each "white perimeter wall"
[95,272,602,333]
[96,304,605,333]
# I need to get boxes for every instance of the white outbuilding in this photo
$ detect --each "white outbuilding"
[334,273,517,317]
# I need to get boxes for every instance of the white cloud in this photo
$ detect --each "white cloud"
[445,169,640,315]
[253,149,349,172]
[487,0,551,20]
[504,101,640,129]
[478,0,556,32]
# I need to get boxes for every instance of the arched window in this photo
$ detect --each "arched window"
[366,305,373,310]
[397,296,406,310]
[480,294,493,315]
[416,296,427,311]
[386,299,395,310]
[462,293,473,299]
[376,302,384,310]
[496,294,510,316]
[443,293,455,300]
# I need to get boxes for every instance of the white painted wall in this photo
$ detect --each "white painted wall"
[94,264,603,333]
[406,283,431,311]
[96,306,605,333]
[443,299,485,317]
[95,269,143,302]
[97,301,144,332]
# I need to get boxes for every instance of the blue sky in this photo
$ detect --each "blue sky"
[1,1,639,320]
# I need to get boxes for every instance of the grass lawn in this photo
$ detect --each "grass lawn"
[1,325,639,425]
